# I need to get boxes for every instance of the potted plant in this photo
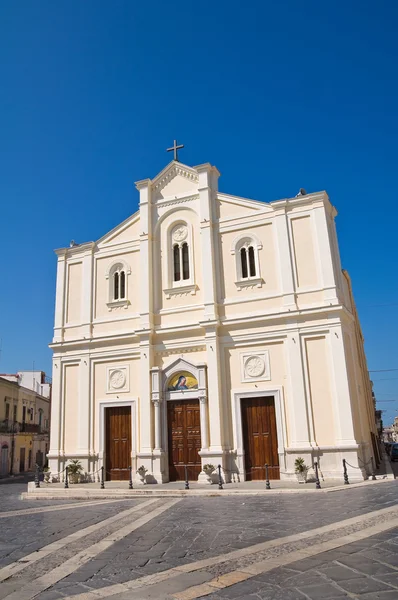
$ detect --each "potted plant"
[67,459,83,484]
[203,464,216,483]
[294,457,309,483]
[136,465,148,484]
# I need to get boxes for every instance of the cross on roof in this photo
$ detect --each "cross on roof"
[167,139,184,162]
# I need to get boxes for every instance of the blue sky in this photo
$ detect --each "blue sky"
[0,2,397,423]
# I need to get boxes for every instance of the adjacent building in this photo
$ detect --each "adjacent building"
[48,157,378,483]
[0,371,51,477]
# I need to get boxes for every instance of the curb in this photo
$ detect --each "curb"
[21,478,394,500]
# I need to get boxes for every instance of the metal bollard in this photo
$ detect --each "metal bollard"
[100,466,105,489]
[265,464,271,490]
[64,466,69,489]
[343,459,350,485]
[314,461,321,489]
[34,464,40,488]
[184,465,189,490]
[217,464,223,490]
[371,456,377,481]
[129,466,133,489]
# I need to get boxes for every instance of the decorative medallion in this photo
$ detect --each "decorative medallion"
[109,369,126,389]
[244,356,265,378]
[240,351,270,382]
[107,366,129,393]
[172,225,188,242]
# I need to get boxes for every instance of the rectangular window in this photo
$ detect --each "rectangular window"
[5,403,10,420]
[13,405,17,422]
[173,245,181,281]
[22,406,26,423]
[182,243,189,280]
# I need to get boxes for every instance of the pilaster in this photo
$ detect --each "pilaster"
[313,206,339,303]
[47,357,62,473]
[196,164,220,320]
[53,252,67,342]
[80,244,95,337]
[274,212,297,309]
[136,179,153,330]
[284,331,312,449]
[77,357,90,454]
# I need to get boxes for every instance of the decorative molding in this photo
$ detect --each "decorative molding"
[240,351,271,382]
[155,345,206,357]
[230,232,263,255]
[156,194,199,208]
[235,277,263,291]
[107,365,130,393]
[106,299,130,312]
[153,166,198,193]
[164,283,197,299]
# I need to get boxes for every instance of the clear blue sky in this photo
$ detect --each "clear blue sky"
[0,2,397,423]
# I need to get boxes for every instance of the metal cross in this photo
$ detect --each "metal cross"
[167,139,184,162]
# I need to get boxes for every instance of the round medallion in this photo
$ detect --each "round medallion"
[245,356,265,378]
[172,225,188,242]
[110,369,126,390]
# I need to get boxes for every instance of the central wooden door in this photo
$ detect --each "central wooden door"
[168,399,201,481]
[105,406,131,481]
[242,396,280,480]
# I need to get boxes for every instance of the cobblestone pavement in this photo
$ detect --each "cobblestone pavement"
[0,480,397,599]
[200,528,398,599]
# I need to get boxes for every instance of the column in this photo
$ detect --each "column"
[274,212,297,309]
[199,395,209,450]
[53,251,67,342]
[204,326,224,453]
[153,398,162,451]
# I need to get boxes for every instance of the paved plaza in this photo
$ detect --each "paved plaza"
[1,477,398,599]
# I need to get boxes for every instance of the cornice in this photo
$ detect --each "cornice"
[155,194,199,208]
[55,241,96,258]
[152,163,199,193]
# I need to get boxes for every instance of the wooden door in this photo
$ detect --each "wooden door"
[19,447,26,473]
[105,406,131,481]
[168,400,201,481]
[242,397,280,480]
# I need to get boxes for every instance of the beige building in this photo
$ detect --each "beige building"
[48,158,377,483]
[0,372,51,477]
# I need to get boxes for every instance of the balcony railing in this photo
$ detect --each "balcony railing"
[0,420,48,434]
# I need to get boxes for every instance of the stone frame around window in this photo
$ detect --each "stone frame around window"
[105,259,132,311]
[231,233,263,291]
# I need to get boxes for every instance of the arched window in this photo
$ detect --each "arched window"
[106,260,131,309]
[231,234,262,289]
[113,269,126,300]
[170,223,193,286]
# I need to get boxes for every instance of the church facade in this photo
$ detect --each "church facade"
[48,158,378,483]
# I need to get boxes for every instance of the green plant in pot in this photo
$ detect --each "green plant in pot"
[67,459,83,484]
[43,466,50,483]
[294,457,309,483]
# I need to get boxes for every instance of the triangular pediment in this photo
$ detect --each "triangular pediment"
[97,211,140,247]
[151,161,199,201]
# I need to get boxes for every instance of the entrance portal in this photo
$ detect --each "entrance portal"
[241,396,280,480]
[167,399,201,481]
[105,406,131,481]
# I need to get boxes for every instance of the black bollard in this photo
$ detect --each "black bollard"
[100,466,105,489]
[265,464,271,490]
[343,459,350,485]
[129,466,133,489]
[184,465,189,490]
[218,464,223,490]
[371,457,377,481]
[34,464,40,488]
[314,461,321,489]
[64,466,69,489]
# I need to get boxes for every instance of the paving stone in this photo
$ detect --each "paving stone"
[336,576,393,594]
[297,582,348,598]
[316,564,365,581]
[336,554,397,575]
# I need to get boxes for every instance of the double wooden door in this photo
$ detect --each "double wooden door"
[168,399,201,481]
[105,406,131,481]
[242,396,280,480]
